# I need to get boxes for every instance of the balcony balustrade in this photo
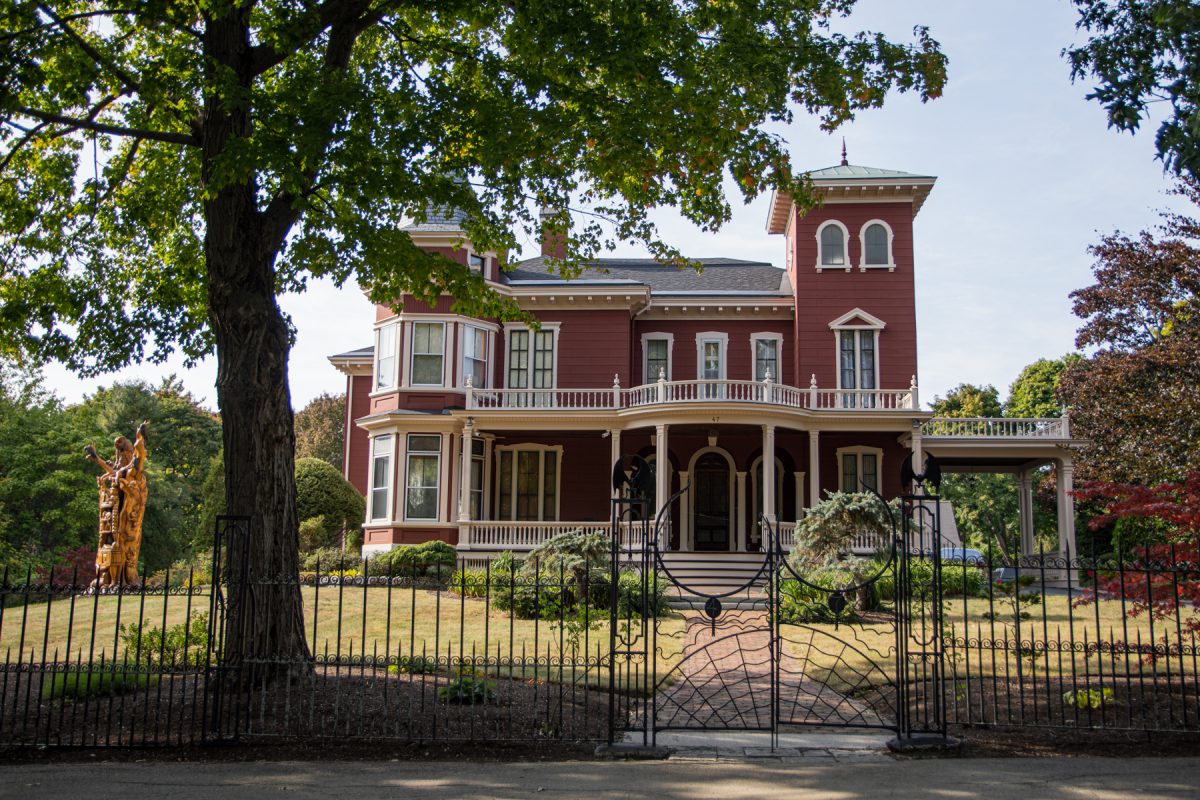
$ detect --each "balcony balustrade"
[466,376,917,413]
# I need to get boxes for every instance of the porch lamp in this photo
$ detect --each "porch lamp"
[707,430,718,448]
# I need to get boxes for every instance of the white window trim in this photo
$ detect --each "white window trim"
[815,220,851,273]
[695,331,729,380]
[402,433,443,522]
[493,443,564,522]
[374,321,399,391]
[749,332,783,382]
[858,219,896,272]
[835,446,884,493]
[408,321,448,388]
[458,322,491,389]
[502,322,561,389]
[368,434,395,523]
[829,309,885,392]
[641,332,674,383]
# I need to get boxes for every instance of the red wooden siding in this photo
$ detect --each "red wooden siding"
[631,320,793,385]
[345,374,373,495]
[790,201,918,389]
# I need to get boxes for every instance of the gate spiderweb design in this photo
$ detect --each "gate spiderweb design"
[776,624,897,728]
[655,611,774,730]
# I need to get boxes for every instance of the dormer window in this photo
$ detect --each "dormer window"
[816,221,849,272]
[859,220,896,271]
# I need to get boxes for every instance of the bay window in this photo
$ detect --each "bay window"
[410,322,445,386]
[462,324,488,388]
[375,323,397,390]
[369,435,393,521]
[405,434,441,520]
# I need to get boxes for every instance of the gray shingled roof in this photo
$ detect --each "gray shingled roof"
[329,345,374,360]
[402,201,470,232]
[505,257,790,294]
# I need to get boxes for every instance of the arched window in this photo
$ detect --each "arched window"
[817,221,848,270]
[859,220,895,271]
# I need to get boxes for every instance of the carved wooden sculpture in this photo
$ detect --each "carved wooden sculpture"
[84,421,149,588]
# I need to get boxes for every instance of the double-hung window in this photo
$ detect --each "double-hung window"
[859,220,895,270]
[506,326,556,405]
[838,447,880,493]
[469,439,485,520]
[369,435,393,521]
[838,330,877,408]
[497,447,559,521]
[696,332,727,399]
[642,334,672,383]
[829,309,884,410]
[817,221,849,270]
[410,322,445,386]
[462,325,488,388]
[405,434,441,520]
[753,336,780,382]
[375,323,397,390]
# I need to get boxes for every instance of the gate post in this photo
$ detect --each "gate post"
[889,496,961,752]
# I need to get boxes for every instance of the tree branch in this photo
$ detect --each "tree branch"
[247,0,399,76]
[36,3,143,94]
[14,105,198,146]
[259,6,384,248]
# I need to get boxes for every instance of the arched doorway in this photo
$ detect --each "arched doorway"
[693,451,732,551]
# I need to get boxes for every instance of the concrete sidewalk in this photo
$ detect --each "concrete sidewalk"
[3,756,1198,800]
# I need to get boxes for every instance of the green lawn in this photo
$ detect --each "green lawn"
[0,586,684,690]
[783,593,1199,696]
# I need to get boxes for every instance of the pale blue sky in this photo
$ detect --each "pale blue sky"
[43,0,1185,411]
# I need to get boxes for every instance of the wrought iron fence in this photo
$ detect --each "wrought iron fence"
[936,540,1200,733]
[1,515,1197,749]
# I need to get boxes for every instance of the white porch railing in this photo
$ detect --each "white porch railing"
[458,520,652,551]
[921,416,1070,439]
[469,388,618,410]
[466,376,917,412]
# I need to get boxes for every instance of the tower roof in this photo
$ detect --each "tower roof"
[766,163,937,234]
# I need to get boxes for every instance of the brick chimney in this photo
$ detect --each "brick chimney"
[539,207,567,260]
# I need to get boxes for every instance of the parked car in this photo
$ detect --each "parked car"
[939,547,985,566]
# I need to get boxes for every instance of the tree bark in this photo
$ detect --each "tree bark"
[202,9,311,673]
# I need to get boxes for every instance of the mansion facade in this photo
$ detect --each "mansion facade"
[330,162,1080,563]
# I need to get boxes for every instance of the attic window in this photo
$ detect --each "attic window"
[859,221,895,271]
[816,221,849,272]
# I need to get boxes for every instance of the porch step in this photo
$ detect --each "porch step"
[656,553,771,598]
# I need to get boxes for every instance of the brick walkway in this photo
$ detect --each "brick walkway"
[653,610,888,730]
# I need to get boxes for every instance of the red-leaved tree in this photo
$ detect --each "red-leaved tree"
[1074,475,1200,649]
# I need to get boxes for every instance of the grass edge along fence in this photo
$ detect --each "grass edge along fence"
[2,535,1198,747]
[0,538,673,747]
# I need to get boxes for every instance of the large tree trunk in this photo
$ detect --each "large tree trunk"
[202,11,311,673]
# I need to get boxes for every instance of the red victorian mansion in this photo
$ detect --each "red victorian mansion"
[330,162,1081,567]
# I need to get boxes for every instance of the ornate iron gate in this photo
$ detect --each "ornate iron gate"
[607,481,950,747]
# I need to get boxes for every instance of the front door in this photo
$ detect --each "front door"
[693,453,730,551]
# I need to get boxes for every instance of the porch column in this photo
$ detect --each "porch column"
[909,420,923,496]
[609,428,622,501]
[678,470,690,550]
[808,430,821,508]
[655,423,668,548]
[1016,470,1035,556]
[1056,457,1077,558]
[458,418,475,524]
[762,424,776,523]
[735,471,747,552]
